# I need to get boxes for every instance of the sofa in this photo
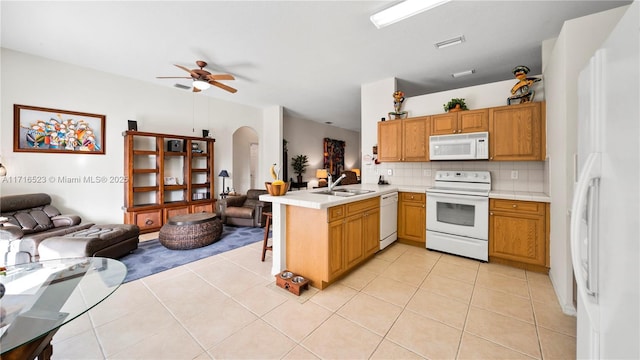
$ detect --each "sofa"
[0,193,139,265]
[218,189,271,227]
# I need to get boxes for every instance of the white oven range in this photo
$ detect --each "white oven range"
[426,171,491,261]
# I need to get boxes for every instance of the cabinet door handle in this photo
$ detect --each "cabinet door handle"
[145,219,154,225]
[490,212,494,216]
[512,204,517,208]
[452,130,456,133]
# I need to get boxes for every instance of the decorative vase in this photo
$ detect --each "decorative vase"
[265,181,290,196]
[449,104,462,112]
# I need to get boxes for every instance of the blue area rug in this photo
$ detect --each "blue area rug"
[120,225,267,283]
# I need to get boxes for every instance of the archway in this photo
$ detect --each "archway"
[232,126,259,193]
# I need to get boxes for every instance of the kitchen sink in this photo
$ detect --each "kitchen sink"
[312,189,374,197]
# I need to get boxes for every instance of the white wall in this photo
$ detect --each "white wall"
[283,116,360,183]
[1,49,268,223]
[360,77,397,185]
[543,5,628,313]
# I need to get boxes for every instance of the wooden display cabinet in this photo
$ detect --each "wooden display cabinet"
[123,131,216,233]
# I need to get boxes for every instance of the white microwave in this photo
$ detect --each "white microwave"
[429,132,489,160]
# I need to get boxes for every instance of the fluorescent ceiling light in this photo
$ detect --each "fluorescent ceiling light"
[370,0,451,29]
[435,35,465,49]
[452,69,475,78]
[193,80,211,90]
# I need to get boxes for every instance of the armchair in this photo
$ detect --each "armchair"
[219,189,272,227]
[339,170,359,185]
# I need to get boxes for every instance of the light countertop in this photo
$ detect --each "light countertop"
[260,184,551,208]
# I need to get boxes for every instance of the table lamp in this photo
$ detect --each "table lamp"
[316,169,328,187]
[218,170,230,194]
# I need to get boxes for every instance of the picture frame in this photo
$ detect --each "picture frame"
[13,104,106,155]
[128,120,138,131]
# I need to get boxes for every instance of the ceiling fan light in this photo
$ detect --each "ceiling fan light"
[370,0,451,29]
[193,80,211,90]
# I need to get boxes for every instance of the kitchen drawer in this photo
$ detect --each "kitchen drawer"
[401,192,425,202]
[490,199,544,215]
[131,209,163,231]
[345,197,379,216]
[328,205,346,222]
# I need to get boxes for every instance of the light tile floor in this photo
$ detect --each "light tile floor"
[51,237,576,359]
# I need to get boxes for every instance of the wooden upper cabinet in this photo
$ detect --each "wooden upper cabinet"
[431,113,458,135]
[431,109,488,135]
[489,102,545,161]
[459,109,490,133]
[377,120,402,162]
[377,116,429,162]
[402,116,429,161]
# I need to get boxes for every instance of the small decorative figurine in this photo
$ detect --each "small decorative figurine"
[508,65,541,105]
[388,90,408,119]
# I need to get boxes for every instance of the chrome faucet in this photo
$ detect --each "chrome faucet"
[327,173,347,191]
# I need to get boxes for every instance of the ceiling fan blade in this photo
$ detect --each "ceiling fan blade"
[192,87,201,93]
[207,74,235,81]
[174,64,198,77]
[209,80,237,93]
[156,76,192,79]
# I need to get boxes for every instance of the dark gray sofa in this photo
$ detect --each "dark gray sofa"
[0,193,139,265]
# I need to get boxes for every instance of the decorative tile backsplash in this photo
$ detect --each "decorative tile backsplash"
[363,161,548,193]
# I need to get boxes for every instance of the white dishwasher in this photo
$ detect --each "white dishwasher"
[380,192,398,250]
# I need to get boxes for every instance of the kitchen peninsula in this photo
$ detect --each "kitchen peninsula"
[260,184,403,289]
[261,184,551,289]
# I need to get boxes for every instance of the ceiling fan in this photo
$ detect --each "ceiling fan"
[157,60,237,93]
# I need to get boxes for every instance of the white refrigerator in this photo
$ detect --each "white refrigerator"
[572,1,639,359]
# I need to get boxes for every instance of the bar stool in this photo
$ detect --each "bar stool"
[261,212,272,261]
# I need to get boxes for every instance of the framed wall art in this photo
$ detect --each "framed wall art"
[14,104,106,154]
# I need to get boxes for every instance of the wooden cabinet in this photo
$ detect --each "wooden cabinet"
[489,199,550,273]
[398,192,426,247]
[489,102,545,161]
[377,120,402,162]
[377,116,429,162]
[431,109,489,135]
[286,197,380,289]
[123,131,216,233]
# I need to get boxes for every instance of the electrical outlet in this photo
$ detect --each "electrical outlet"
[511,170,519,180]
[387,169,393,176]
[423,169,432,177]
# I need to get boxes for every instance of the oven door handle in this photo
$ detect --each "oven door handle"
[426,192,488,202]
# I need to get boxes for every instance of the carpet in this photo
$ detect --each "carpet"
[120,225,268,283]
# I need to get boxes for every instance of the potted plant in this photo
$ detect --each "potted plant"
[291,154,309,184]
[443,98,469,112]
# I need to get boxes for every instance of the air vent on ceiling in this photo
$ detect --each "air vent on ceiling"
[174,83,191,90]
[452,69,475,78]
[435,35,465,49]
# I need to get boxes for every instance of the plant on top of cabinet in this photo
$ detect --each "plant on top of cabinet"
[443,98,468,112]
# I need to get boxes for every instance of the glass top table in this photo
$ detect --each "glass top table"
[0,257,126,359]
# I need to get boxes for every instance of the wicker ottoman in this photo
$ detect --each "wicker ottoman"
[159,213,222,250]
